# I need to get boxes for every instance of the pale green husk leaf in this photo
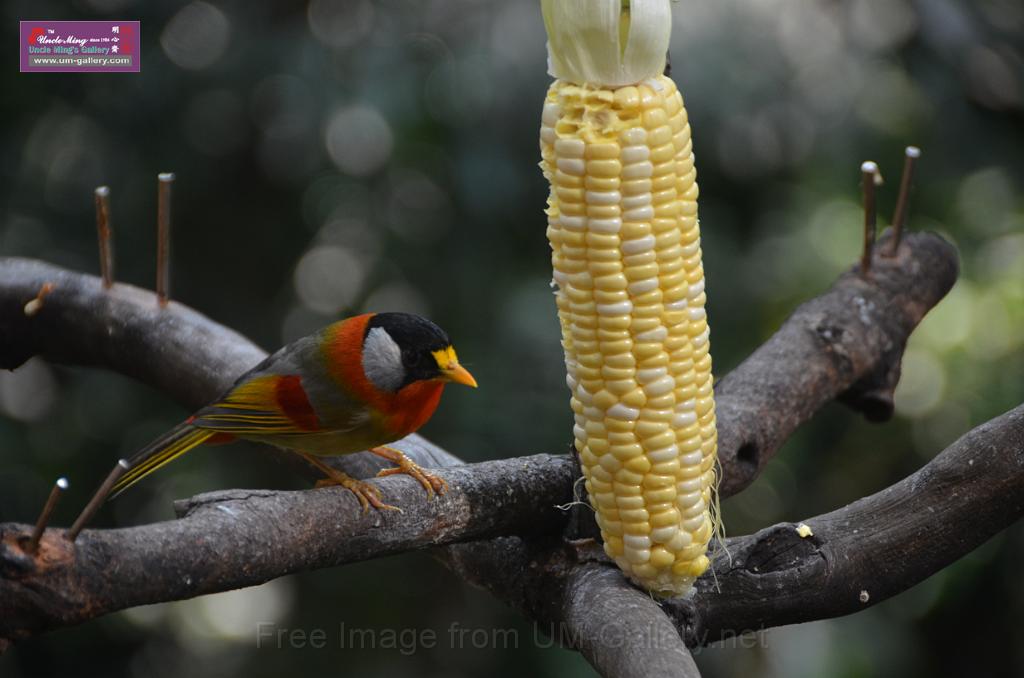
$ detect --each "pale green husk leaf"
[541,0,672,87]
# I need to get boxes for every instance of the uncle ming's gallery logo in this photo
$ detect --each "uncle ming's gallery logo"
[20,20,140,73]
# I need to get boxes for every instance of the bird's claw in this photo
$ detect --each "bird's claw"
[376,459,448,499]
[315,476,401,513]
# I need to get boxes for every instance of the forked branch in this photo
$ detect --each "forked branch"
[0,228,967,678]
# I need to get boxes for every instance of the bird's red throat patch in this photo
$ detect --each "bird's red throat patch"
[326,313,445,437]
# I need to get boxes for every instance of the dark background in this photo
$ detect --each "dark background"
[2,1,1023,676]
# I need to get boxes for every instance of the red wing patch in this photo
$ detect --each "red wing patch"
[274,375,320,431]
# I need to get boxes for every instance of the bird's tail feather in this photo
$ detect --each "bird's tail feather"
[110,423,215,498]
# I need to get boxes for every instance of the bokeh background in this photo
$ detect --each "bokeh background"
[2,0,1023,676]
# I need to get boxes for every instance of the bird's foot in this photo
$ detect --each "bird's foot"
[371,446,448,498]
[314,473,400,513]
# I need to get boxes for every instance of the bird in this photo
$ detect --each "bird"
[109,312,477,511]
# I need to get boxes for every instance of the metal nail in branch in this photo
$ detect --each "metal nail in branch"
[887,146,921,257]
[95,186,114,289]
[62,174,178,541]
[66,460,129,543]
[25,477,69,555]
[157,173,174,307]
[860,161,881,275]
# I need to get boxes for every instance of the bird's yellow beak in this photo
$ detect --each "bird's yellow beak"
[432,347,478,388]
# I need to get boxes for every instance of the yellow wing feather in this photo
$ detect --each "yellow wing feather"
[112,376,315,496]
[189,375,314,433]
[111,426,216,496]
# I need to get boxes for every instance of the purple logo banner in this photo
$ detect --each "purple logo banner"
[20,20,140,73]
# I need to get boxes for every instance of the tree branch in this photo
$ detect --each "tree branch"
[667,401,1024,643]
[714,232,958,496]
[434,539,705,676]
[562,564,702,678]
[0,257,265,408]
[0,229,962,674]
[0,453,574,643]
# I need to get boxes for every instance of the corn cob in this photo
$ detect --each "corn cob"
[539,0,718,597]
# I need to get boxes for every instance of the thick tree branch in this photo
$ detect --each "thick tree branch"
[0,257,265,408]
[0,230,962,672]
[562,564,702,678]
[714,232,958,496]
[667,401,1024,643]
[0,454,574,643]
[440,540,701,676]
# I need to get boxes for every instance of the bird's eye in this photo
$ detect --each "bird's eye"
[404,350,426,370]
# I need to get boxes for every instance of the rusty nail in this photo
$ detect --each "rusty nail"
[887,146,920,256]
[860,161,879,275]
[157,173,174,307]
[26,477,69,554]
[67,459,130,542]
[95,186,114,288]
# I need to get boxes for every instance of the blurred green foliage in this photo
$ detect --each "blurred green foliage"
[2,1,1023,676]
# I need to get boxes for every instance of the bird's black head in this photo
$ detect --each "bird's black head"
[361,313,476,392]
